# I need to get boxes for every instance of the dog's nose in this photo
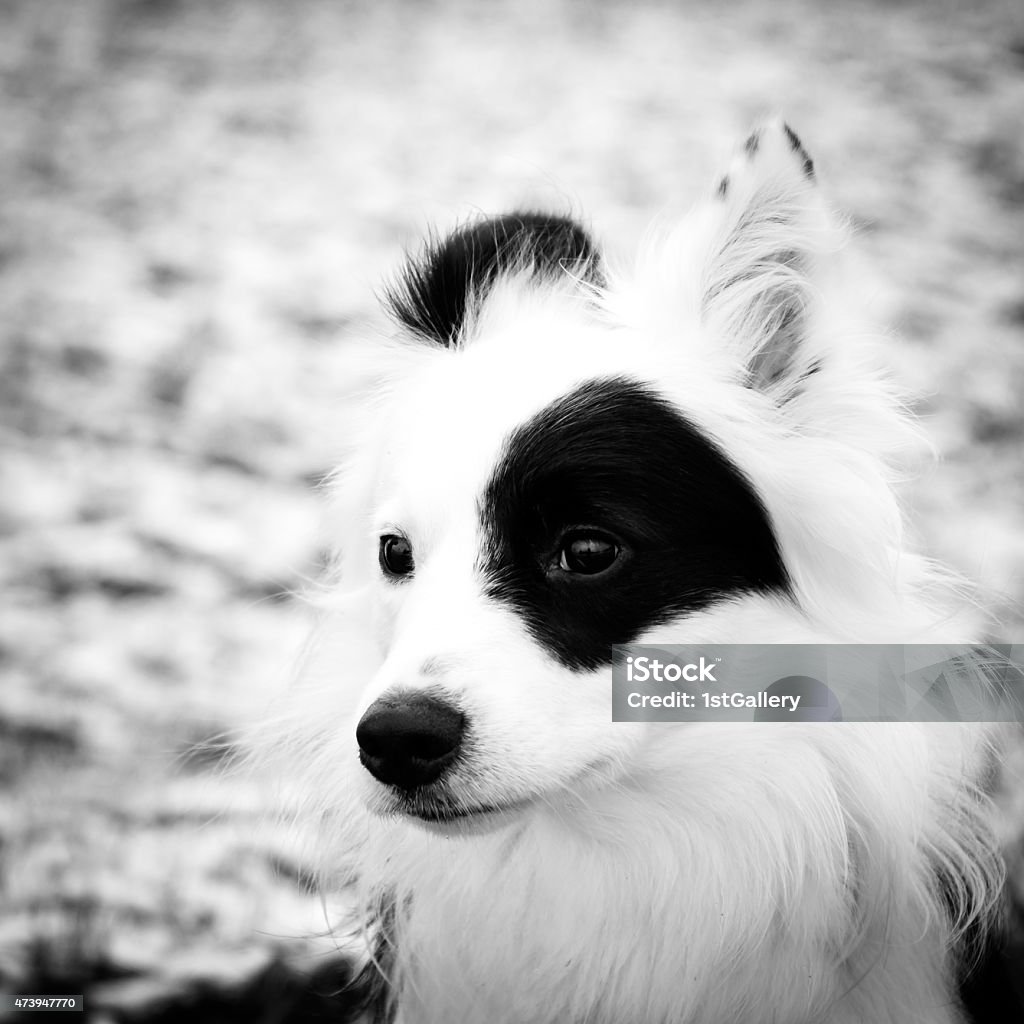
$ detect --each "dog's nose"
[356,691,465,791]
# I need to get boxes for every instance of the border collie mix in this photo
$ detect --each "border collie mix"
[266,122,1002,1023]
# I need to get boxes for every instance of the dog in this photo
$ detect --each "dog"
[261,121,1004,1023]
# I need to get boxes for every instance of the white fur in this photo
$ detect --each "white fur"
[257,121,1002,1024]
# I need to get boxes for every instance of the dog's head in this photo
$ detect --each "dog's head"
[294,123,936,837]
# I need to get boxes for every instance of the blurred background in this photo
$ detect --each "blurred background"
[1,0,1023,1020]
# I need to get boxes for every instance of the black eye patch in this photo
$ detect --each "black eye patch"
[478,377,791,670]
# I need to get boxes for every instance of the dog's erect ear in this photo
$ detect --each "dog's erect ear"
[699,121,837,395]
[383,213,602,347]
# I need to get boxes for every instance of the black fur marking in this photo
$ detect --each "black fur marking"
[717,175,730,198]
[479,377,790,670]
[384,212,602,346]
[744,130,761,157]
[782,123,816,179]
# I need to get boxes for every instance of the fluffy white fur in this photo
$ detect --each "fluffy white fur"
[259,122,1002,1023]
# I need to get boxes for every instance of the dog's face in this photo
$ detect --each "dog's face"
[303,123,912,837]
[354,334,792,832]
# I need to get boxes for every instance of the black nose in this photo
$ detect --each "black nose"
[356,692,465,791]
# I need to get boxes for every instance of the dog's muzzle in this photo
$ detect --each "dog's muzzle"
[356,691,465,791]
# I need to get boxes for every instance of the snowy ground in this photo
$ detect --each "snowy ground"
[1,0,1023,1017]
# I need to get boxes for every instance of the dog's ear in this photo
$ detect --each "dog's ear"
[698,121,838,396]
[384,213,602,347]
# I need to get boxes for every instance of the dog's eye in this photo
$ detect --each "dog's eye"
[380,535,415,578]
[557,532,621,576]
